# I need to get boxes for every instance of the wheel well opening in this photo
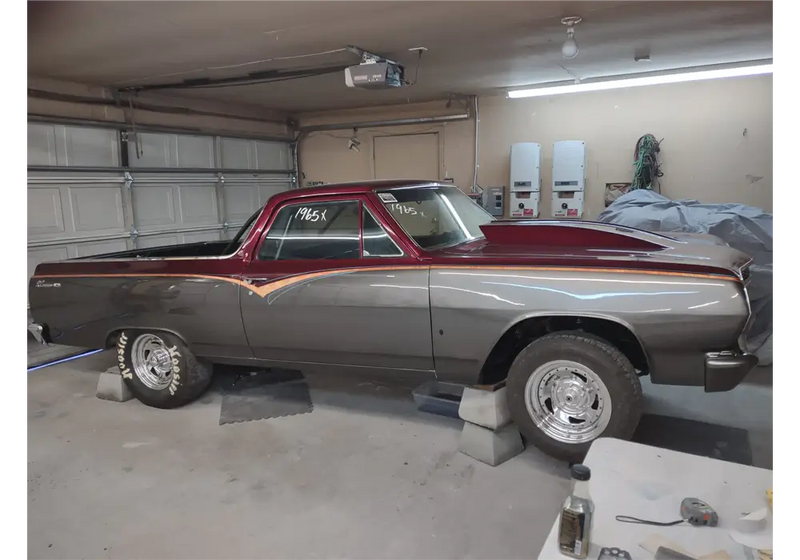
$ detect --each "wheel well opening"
[105,328,188,350]
[105,330,123,349]
[478,316,649,386]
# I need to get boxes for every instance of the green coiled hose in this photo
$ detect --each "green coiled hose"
[631,134,663,191]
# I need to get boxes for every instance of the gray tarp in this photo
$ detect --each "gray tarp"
[596,190,773,364]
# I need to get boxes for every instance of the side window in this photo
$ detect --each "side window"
[258,200,360,261]
[362,207,404,257]
[385,200,451,237]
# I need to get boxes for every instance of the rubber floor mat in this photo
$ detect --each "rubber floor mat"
[632,414,753,466]
[218,368,312,425]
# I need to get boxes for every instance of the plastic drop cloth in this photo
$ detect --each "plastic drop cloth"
[597,190,773,364]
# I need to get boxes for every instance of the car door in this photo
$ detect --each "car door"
[240,194,434,372]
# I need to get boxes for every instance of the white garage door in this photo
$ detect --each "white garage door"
[27,123,293,281]
[125,132,292,246]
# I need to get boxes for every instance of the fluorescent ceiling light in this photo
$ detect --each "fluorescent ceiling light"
[507,63,773,99]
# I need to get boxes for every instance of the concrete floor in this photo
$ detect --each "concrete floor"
[28,351,772,560]
[27,338,88,368]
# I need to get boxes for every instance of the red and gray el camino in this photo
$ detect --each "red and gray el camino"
[29,180,757,461]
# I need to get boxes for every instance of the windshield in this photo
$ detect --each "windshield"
[378,186,494,249]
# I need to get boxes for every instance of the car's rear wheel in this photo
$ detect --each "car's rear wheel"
[506,332,642,463]
[117,330,212,409]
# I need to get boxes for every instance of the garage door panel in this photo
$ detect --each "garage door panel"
[258,183,289,206]
[138,230,220,249]
[75,239,130,258]
[131,174,220,233]
[130,133,218,169]
[28,124,58,166]
[132,186,176,228]
[69,186,125,233]
[61,126,120,167]
[223,185,258,223]
[137,234,180,249]
[219,137,292,171]
[129,133,172,167]
[29,124,119,167]
[254,141,290,170]
[183,231,221,244]
[177,185,219,225]
[220,138,250,168]
[28,188,65,236]
[175,135,215,168]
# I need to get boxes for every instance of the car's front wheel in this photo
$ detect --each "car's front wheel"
[506,331,643,463]
[116,330,212,409]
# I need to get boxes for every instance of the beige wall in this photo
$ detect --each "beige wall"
[299,100,475,186]
[299,74,772,217]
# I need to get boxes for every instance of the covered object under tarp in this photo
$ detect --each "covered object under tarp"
[596,190,772,365]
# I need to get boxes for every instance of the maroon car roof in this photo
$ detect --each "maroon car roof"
[269,179,449,205]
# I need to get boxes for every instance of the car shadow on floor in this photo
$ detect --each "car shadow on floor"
[206,365,462,428]
[205,364,769,468]
[632,414,753,466]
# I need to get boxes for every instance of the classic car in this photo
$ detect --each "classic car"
[29,180,757,461]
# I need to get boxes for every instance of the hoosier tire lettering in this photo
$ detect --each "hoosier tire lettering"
[167,345,182,395]
[117,330,212,409]
[117,332,132,379]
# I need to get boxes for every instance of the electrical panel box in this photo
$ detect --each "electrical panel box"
[551,140,586,218]
[509,143,541,218]
[481,186,505,217]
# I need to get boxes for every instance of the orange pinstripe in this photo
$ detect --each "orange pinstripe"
[32,264,739,299]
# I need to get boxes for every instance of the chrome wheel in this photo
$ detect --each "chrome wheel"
[524,360,612,444]
[131,334,174,391]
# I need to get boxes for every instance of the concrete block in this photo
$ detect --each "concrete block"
[459,422,525,466]
[96,370,134,402]
[458,386,512,430]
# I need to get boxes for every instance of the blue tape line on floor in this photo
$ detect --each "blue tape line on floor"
[27,349,103,373]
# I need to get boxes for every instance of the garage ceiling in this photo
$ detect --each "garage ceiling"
[28,1,772,114]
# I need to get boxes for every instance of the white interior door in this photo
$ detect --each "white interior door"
[373,133,440,181]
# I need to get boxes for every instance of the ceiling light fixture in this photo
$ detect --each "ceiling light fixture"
[561,16,582,60]
[507,62,773,99]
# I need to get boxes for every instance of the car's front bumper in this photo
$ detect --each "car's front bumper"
[704,351,759,392]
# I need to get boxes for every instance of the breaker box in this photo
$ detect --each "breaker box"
[509,143,541,218]
[551,140,586,219]
[481,186,505,217]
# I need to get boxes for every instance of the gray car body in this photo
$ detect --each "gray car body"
[29,182,755,390]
